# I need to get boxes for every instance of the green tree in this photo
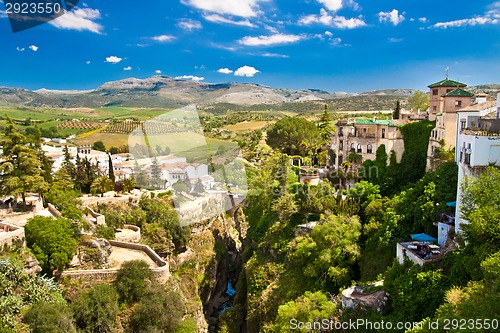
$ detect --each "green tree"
[92,140,106,152]
[289,214,361,290]
[129,287,184,333]
[24,216,78,273]
[271,291,338,333]
[461,167,500,258]
[123,176,137,193]
[150,157,163,189]
[267,117,321,156]
[393,100,401,119]
[318,105,334,141]
[45,187,83,221]
[75,155,100,193]
[23,301,76,333]
[72,284,119,333]
[115,260,154,303]
[0,116,49,208]
[91,176,114,197]
[408,90,429,112]
[107,153,115,183]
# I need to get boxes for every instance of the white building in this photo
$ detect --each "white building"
[455,92,500,234]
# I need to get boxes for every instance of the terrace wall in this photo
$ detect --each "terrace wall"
[60,240,170,283]
[0,222,25,249]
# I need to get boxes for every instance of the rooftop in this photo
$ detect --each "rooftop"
[428,78,467,88]
[441,88,474,98]
[355,119,399,127]
[457,100,497,112]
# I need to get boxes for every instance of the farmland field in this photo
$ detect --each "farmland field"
[225,121,270,133]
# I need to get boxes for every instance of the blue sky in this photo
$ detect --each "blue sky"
[0,0,499,92]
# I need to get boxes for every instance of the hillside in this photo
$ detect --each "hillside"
[0,76,416,109]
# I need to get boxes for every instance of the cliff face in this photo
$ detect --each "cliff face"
[172,213,246,332]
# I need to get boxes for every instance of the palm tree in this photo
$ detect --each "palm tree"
[123,176,137,193]
[91,176,114,197]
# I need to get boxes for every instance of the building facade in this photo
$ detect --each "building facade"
[426,78,474,170]
[330,118,404,170]
[454,92,500,234]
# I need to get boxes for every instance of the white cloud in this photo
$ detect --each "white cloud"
[379,9,405,26]
[16,47,25,52]
[155,70,162,74]
[388,37,403,43]
[324,30,333,37]
[178,19,202,31]
[432,6,499,29]
[234,66,260,77]
[318,0,343,12]
[261,53,289,58]
[181,0,263,18]
[29,45,39,52]
[332,15,367,28]
[175,75,205,81]
[419,17,428,23]
[331,37,342,45]
[238,33,303,46]
[316,0,359,12]
[151,35,176,42]
[217,68,233,74]
[49,8,103,34]
[433,17,498,28]
[86,60,91,64]
[203,14,255,27]
[123,66,132,71]
[105,56,122,64]
[299,9,366,28]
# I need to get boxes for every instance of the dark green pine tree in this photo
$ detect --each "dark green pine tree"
[108,153,115,183]
[318,104,334,141]
[62,145,76,178]
[393,100,401,120]
[150,157,163,189]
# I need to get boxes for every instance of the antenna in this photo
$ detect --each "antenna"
[446,67,449,80]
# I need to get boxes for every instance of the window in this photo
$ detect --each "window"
[338,155,343,165]
[381,129,386,139]
[433,106,437,111]
[357,144,362,153]
[461,120,466,130]
[446,88,453,93]
[367,144,373,154]
[455,100,462,107]
[432,89,438,95]
[339,140,343,150]
[350,143,355,152]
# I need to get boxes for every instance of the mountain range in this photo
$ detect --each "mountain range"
[0,76,498,109]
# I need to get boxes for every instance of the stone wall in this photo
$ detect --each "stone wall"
[0,222,25,249]
[47,203,62,218]
[60,240,170,283]
[114,225,141,243]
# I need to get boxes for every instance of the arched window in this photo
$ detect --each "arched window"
[367,144,373,154]
[357,144,362,153]
[350,143,355,152]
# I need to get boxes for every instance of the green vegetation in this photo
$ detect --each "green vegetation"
[72,284,119,333]
[267,117,321,155]
[0,257,66,331]
[24,216,78,273]
[408,90,430,111]
[115,260,154,303]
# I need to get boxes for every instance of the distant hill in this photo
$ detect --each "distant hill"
[0,77,497,110]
